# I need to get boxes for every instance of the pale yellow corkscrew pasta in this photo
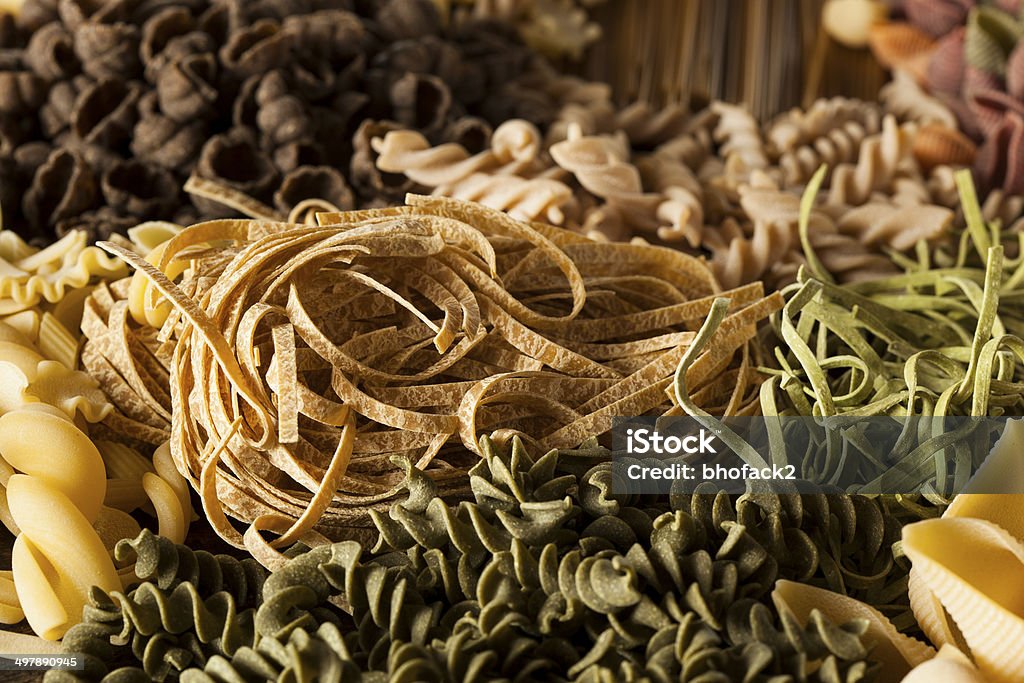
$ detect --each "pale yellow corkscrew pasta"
[826,114,916,206]
[769,419,1024,683]
[371,120,577,224]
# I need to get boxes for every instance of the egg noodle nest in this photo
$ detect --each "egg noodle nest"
[87,195,781,560]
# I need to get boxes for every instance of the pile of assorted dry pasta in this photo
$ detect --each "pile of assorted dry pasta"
[0,1,1021,682]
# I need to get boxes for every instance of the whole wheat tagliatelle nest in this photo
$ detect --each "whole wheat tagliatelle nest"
[85,196,781,561]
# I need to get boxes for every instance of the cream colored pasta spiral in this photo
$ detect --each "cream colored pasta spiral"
[778,118,878,187]
[614,101,689,147]
[711,102,770,184]
[372,120,546,188]
[767,97,882,154]
[653,108,717,171]
[826,115,914,206]
[834,202,954,250]
[636,155,705,246]
[440,172,578,224]
[549,123,662,236]
[880,71,957,128]
[706,185,827,289]
[544,76,616,143]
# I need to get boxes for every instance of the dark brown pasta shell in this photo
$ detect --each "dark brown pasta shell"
[443,116,492,154]
[389,72,452,134]
[904,0,971,38]
[927,27,966,94]
[1008,42,1024,100]
[255,70,315,146]
[74,20,142,81]
[156,51,219,122]
[219,18,291,78]
[374,0,442,42]
[0,70,47,115]
[22,148,97,231]
[139,5,194,67]
[282,9,366,66]
[912,123,977,171]
[100,159,179,218]
[17,0,60,34]
[193,129,278,215]
[349,118,414,201]
[55,205,136,240]
[70,77,140,149]
[24,21,79,81]
[131,91,206,171]
[272,140,324,173]
[273,165,353,213]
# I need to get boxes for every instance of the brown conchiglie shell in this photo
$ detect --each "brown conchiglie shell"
[912,123,977,171]
[55,205,136,241]
[13,141,55,179]
[904,0,971,38]
[131,113,205,171]
[1008,42,1024,100]
[219,18,291,78]
[24,21,79,81]
[0,157,24,224]
[974,112,1024,195]
[375,0,441,42]
[193,129,278,215]
[0,15,17,52]
[139,6,194,66]
[23,148,97,231]
[443,116,492,154]
[101,159,179,218]
[70,78,140,149]
[59,0,137,29]
[274,165,353,213]
[282,9,366,65]
[927,27,966,94]
[143,29,214,84]
[0,70,47,116]
[74,20,142,81]
[17,0,60,34]
[869,22,937,72]
[156,52,218,122]
[272,140,324,173]
[969,88,1024,137]
[255,71,315,146]
[41,76,94,138]
[389,72,451,134]
[350,119,414,201]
